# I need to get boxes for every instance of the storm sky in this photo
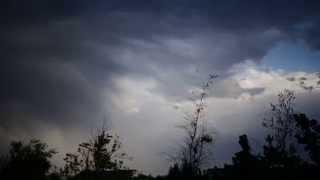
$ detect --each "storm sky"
[1,0,320,175]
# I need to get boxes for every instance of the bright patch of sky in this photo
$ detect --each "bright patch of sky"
[262,41,320,72]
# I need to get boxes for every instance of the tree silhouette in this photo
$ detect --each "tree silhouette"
[0,139,56,180]
[167,163,181,179]
[262,89,296,153]
[232,134,259,169]
[62,153,82,177]
[294,113,320,166]
[174,74,217,177]
[262,89,302,168]
[62,127,128,178]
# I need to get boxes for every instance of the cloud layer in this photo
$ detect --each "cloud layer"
[1,0,320,175]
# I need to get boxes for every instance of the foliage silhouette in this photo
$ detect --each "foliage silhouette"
[261,89,303,169]
[262,89,297,153]
[1,86,320,179]
[0,139,57,180]
[294,113,320,166]
[203,89,320,179]
[232,134,260,170]
[173,74,217,177]
[62,127,132,179]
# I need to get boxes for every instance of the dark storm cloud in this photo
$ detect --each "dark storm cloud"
[2,0,320,32]
[0,19,124,127]
[1,0,320,174]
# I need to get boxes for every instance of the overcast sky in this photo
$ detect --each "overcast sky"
[1,0,320,175]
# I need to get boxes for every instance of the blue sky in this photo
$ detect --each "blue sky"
[263,41,320,72]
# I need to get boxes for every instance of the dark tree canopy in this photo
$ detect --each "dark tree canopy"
[0,139,56,180]
[232,134,259,169]
[294,113,320,166]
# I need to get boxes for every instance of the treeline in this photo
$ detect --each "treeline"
[165,82,320,179]
[0,128,134,180]
[0,87,320,179]
[167,112,320,179]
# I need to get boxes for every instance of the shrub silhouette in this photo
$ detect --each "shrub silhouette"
[294,113,320,166]
[232,134,259,170]
[62,127,132,180]
[0,139,56,180]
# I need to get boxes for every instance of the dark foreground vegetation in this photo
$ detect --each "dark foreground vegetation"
[1,77,320,180]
